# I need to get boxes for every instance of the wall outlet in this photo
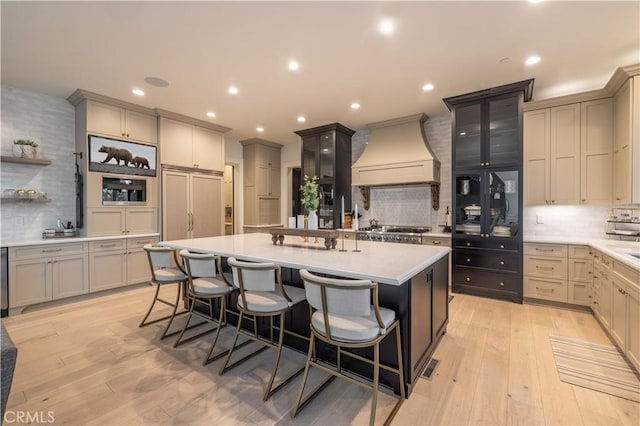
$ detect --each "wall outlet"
[12,216,24,226]
[536,215,544,224]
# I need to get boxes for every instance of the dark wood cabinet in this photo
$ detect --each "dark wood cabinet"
[444,79,533,303]
[295,123,355,229]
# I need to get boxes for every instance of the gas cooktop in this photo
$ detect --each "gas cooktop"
[356,226,432,244]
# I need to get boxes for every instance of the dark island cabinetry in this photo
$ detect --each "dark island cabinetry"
[295,123,355,229]
[444,79,533,303]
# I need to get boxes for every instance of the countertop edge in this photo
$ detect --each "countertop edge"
[2,233,160,248]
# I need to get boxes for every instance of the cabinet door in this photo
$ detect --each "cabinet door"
[488,95,520,167]
[87,101,124,138]
[52,254,88,299]
[9,258,51,307]
[256,164,270,196]
[454,172,482,236]
[163,170,190,240]
[124,110,157,144]
[613,79,631,153]
[258,197,280,225]
[568,281,590,306]
[610,277,627,349]
[191,174,223,238]
[581,99,613,205]
[613,147,630,204]
[160,118,195,168]
[127,249,152,285]
[319,132,335,179]
[87,207,125,236]
[454,103,482,169]
[568,258,592,282]
[90,251,127,292]
[550,104,581,205]
[125,208,158,234]
[626,284,640,371]
[269,166,280,196]
[195,127,224,171]
[524,109,550,205]
[598,270,613,330]
[302,135,319,179]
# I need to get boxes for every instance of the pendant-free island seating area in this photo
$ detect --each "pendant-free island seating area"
[148,233,450,424]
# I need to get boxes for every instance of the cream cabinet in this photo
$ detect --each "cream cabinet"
[88,236,158,292]
[9,242,88,309]
[86,207,158,237]
[613,76,640,205]
[524,99,612,206]
[592,250,614,330]
[159,117,225,172]
[567,245,593,306]
[241,139,282,227]
[162,170,223,240]
[86,100,157,144]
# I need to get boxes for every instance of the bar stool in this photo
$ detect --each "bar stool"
[174,250,235,365]
[293,269,405,426]
[139,244,188,339]
[219,257,307,401]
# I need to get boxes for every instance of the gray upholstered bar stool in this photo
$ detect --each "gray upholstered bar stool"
[174,250,234,365]
[219,257,307,401]
[293,269,405,426]
[139,244,188,339]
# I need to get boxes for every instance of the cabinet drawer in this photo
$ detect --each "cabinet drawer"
[455,237,519,251]
[568,281,591,306]
[524,277,568,302]
[524,255,568,280]
[568,245,592,259]
[127,236,159,250]
[524,243,567,258]
[454,250,520,273]
[89,239,126,253]
[568,258,593,282]
[10,242,88,260]
[453,268,521,293]
[423,237,451,247]
[613,260,639,286]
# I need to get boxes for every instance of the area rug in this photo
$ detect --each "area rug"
[549,335,640,402]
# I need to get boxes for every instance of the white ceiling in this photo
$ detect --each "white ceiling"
[2,1,639,145]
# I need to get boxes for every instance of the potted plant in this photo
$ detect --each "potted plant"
[12,139,39,159]
[300,175,320,230]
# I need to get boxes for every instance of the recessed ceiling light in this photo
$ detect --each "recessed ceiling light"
[529,0,544,4]
[422,83,434,92]
[144,76,169,87]
[132,88,145,96]
[206,112,216,118]
[351,102,361,110]
[525,55,541,65]
[228,86,239,95]
[379,19,395,35]
[256,126,264,132]
[288,60,300,71]
[297,116,306,123]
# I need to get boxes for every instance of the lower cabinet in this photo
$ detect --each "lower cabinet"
[87,207,158,237]
[9,243,89,309]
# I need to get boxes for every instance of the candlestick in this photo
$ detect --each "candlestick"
[354,203,359,230]
[341,196,345,229]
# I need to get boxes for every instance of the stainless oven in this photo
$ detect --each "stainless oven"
[102,177,147,205]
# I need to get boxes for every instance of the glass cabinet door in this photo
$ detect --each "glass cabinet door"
[318,132,335,180]
[302,135,318,179]
[454,173,482,236]
[485,169,519,237]
[318,182,334,229]
[488,95,520,166]
[455,103,482,169]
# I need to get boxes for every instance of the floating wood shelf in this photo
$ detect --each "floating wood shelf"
[1,156,52,166]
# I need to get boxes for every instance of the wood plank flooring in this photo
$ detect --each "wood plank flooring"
[3,285,639,425]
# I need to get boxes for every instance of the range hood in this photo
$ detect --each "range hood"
[352,113,440,187]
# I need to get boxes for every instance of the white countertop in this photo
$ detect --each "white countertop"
[160,233,451,286]
[1,233,160,248]
[524,235,640,270]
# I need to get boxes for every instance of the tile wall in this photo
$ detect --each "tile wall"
[1,85,77,243]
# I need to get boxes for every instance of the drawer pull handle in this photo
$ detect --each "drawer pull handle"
[466,277,471,282]
[535,248,554,252]
[432,240,441,245]
[42,248,62,253]
[466,243,471,247]
[100,243,117,248]
[466,258,471,262]
[500,282,504,287]
[136,240,152,245]
[536,266,555,271]
[500,261,505,265]
[500,244,505,249]
[535,287,555,293]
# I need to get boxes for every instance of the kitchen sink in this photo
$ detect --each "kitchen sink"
[628,253,640,260]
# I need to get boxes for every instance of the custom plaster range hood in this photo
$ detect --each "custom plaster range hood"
[352,113,441,187]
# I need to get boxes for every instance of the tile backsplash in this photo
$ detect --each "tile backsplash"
[523,205,612,238]
[1,85,76,243]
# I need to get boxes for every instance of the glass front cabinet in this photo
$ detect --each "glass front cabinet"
[445,79,533,303]
[295,123,355,229]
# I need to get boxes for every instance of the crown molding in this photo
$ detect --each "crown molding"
[66,89,156,115]
[239,138,283,148]
[155,108,231,133]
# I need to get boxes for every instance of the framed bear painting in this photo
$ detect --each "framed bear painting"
[88,135,157,177]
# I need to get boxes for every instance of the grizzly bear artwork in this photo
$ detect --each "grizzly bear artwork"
[132,156,150,169]
[98,146,133,166]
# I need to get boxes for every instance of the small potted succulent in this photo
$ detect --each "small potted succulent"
[300,175,320,230]
[12,139,39,159]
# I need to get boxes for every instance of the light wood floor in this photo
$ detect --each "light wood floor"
[3,285,639,425]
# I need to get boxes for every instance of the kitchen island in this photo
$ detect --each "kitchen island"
[160,233,450,395]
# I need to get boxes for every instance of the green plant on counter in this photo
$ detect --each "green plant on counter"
[300,175,319,212]
[13,139,38,148]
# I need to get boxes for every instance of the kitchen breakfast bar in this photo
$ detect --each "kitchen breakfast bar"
[160,233,451,396]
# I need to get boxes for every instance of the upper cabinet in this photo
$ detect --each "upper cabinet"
[295,123,355,229]
[157,111,230,172]
[86,101,157,144]
[613,76,640,205]
[241,139,283,227]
